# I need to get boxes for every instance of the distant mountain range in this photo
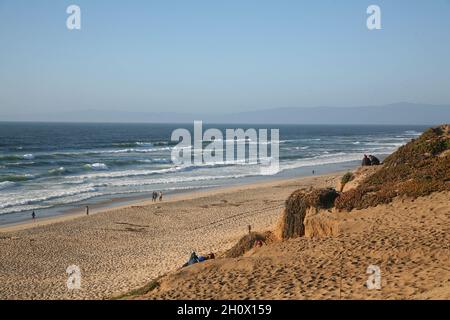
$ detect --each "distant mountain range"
[2,102,450,125]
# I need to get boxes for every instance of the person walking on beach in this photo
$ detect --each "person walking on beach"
[159,191,163,202]
[31,211,36,220]
[152,191,157,202]
[86,206,89,216]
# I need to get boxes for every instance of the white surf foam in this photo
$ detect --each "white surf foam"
[84,163,109,171]
[0,184,97,211]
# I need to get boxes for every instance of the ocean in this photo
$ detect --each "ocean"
[0,122,426,225]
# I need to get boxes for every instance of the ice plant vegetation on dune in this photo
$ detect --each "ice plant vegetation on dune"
[335,124,450,211]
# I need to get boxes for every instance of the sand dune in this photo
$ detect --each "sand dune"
[131,191,450,300]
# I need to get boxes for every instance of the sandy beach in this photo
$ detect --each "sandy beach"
[1,169,449,300]
[0,173,342,300]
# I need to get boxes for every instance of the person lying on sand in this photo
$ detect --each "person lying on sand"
[182,252,215,267]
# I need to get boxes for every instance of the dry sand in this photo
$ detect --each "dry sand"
[133,191,450,300]
[0,173,340,300]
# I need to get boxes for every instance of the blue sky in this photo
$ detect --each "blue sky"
[0,0,449,117]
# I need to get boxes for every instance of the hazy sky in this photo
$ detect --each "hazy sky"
[1,0,450,117]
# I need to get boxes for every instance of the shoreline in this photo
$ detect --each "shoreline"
[0,166,352,233]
